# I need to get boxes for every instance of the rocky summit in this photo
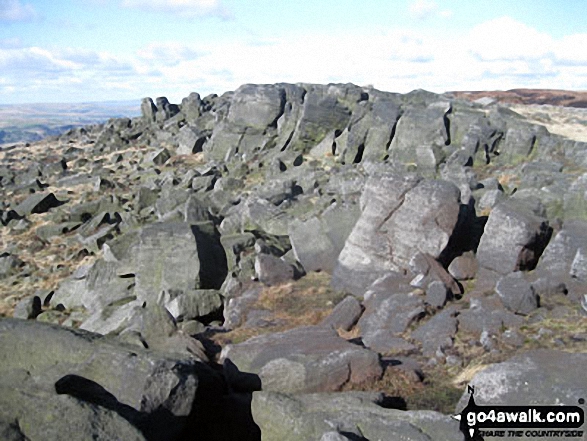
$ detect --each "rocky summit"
[0,83,586,441]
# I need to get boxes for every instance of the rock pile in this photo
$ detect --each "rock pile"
[1,83,586,440]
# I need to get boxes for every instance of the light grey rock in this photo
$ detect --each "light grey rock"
[220,325,382,393]
[254,253,295,286]
[12,295,41,320]
[320,296,362,332]
[13,192,64,216]
[0,376,147,441]
[389,101,451,176]
[166,289,223,322]
[457,296,524,337]
[0,253,23,279]
[425,280,448,308]
[289,202,360,274]
[536,220,587,277]
[334,176,461,295]
[227,84,286,131]
[358,290,425,348]
[252,390,464,441]
[456,350,587,411]
[51,260,135,312]
[448,251,478,280]
[0,318,201,434]
[141,97,157,122]
[133,222,227,303]
[476,199,551,275]
[177,125,207,155]
[495,272,538,315]
[563,172,587,220]
[411,307,458,356]
[570,247,587,281]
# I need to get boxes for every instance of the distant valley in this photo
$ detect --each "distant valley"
[0,100,140,146]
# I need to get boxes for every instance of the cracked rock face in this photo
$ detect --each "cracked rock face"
[333,174,461,295]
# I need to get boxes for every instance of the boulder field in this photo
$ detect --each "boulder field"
[1,83,586,441]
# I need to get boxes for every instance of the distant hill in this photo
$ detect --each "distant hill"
[447,89,587,108]
[0,100,140,146]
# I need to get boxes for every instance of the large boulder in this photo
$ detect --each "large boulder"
[456,350,587,410]
[252,391,464,441]
[133,222,227,303]
[0,318,204,440]
[0,373,147,441]
[476,199,551,275]
[227,84,286,131]
[333,174,461,295]
[220,325,382,393]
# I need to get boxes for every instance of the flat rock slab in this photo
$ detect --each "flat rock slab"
[220,325,382,393]
[456,350,587,411]
[252,391,464,441]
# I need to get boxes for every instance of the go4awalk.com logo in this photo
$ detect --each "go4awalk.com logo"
[452,386,585,440]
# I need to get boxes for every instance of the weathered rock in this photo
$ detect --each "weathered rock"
[358,288,426,351]
[0,374,147,441]
[389,101,452,176]
[12,295,41,319]
[425,280,449,308]
[289,202,360,274]
[457,296,524,337]
[177,125,207,155]
[448,251,478,280]
[570,247,587,281]
[410,307,458,356]
[536,220,587,277]
[0,318,202,439]
[456,350,587,410]
[13,192,64,216]
[220,325,382,393]
[227,84,286,131]
[141,97,157,122]
[320,296,362,332]
[495,271,538,315]
[252,390,464,441]
[165,289,223,322]
[133,222,227,303]
[0,252,23,279]
[254,253,295,286]
[51,260,135,311]
[336,176,461,295]
[476,199,551,275]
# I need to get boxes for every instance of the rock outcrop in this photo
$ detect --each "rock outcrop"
[1,82,586,441]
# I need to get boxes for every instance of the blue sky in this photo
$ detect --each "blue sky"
[1,0,586,104]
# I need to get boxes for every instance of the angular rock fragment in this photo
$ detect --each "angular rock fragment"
[495,271,538,315]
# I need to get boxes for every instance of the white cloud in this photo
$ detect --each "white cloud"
[467,16,553,61]
[120,0,230,18]
[0,0,36,22]
[3,16,587,104]
[408,0,451,20]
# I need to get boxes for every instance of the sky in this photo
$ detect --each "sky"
[1,0,586,104]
